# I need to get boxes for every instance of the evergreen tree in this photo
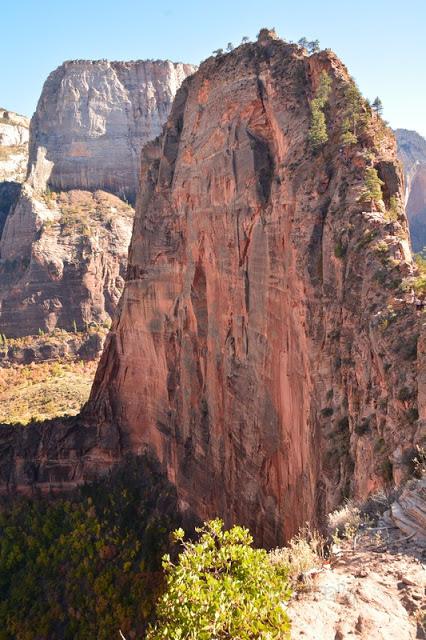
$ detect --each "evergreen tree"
[226,42,234,51]
[308,39,321,53]
[340,81,369,145]
[298,37,309,49]
[372,96,383,116]
[360,167,384,206]
[308,71,332,150]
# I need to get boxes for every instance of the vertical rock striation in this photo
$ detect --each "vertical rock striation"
[0,37,424,547]
[88,35,423,544]
[28,60,196,203]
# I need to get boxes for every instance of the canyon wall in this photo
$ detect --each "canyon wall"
[0,108,29,236]
[0,35,424,546]
[396,129,426,252]
[0,61,195,337]
[28,60,196,203]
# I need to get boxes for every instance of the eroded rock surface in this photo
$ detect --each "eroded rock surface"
[396,129,426,252]
[88,36,423,544]
[0,108,29,183]
[0,189,133,336]
[28,60,196,202]
[1,36,424,546]
[0,108,30,236]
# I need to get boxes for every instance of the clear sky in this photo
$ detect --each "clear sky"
[1,0,425,137]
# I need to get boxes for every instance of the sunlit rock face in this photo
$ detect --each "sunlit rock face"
[88,36,421,545]
[27,60,196,203]
[0,60,195,337]
[396,129,426,252]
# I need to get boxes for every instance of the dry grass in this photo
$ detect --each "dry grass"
[0,360,97,424]
[269,525,325,589]
[328,500,362,539]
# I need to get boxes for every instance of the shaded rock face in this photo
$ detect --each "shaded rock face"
[86,39,422,545]
[0,188,133,337]
[28,60,196,203]
[396,129,426,252]
[0,40,424,547]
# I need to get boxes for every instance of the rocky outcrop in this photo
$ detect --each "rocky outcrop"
[0,188,132,336]
[87,35,423,544]
[396,129,426,252]
[389,478,426,544]
[28,60,195,203]
[0,35,424,546]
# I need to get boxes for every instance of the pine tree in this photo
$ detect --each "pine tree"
[308,71,332,150]
[372,97,383,116]
[360,167,384,207]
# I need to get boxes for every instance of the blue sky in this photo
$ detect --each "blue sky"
[1,0,425,137]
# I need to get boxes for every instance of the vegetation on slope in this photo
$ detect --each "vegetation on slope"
[0,456,180,640]
[0,359,96,424]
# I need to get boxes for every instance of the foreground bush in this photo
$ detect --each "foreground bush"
[147,519,292,640]
[0,455,179,640]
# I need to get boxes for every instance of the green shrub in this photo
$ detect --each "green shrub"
[147,519,292,640]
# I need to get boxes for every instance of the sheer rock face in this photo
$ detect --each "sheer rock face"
[28,60,196,203]
[0,40,424,546]
[396,129,426,252]
[87,40,422,545]
[0,108,29,183]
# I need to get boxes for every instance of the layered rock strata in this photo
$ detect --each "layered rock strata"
[88,36,424,543]
[396,129,426,252]
[1,35,424,546]
[28,60,196,203]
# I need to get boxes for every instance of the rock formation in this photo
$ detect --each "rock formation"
[0,34,424,546]
[0,108,30,236]
[28,60,196,203]
[0,108,29,183]
[0,60,195,337]
[396,129,426,252]
[88,35,423,544]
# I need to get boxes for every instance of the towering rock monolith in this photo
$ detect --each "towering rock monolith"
[1,35,424,547]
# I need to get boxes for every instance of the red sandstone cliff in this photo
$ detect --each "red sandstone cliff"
[1,34,424,546]
[88,34,424,544]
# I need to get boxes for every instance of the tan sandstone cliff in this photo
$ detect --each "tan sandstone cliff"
[0,34,424,547]
[27,59,196,203]
[396,129,426,252]
[0,61,195,337]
